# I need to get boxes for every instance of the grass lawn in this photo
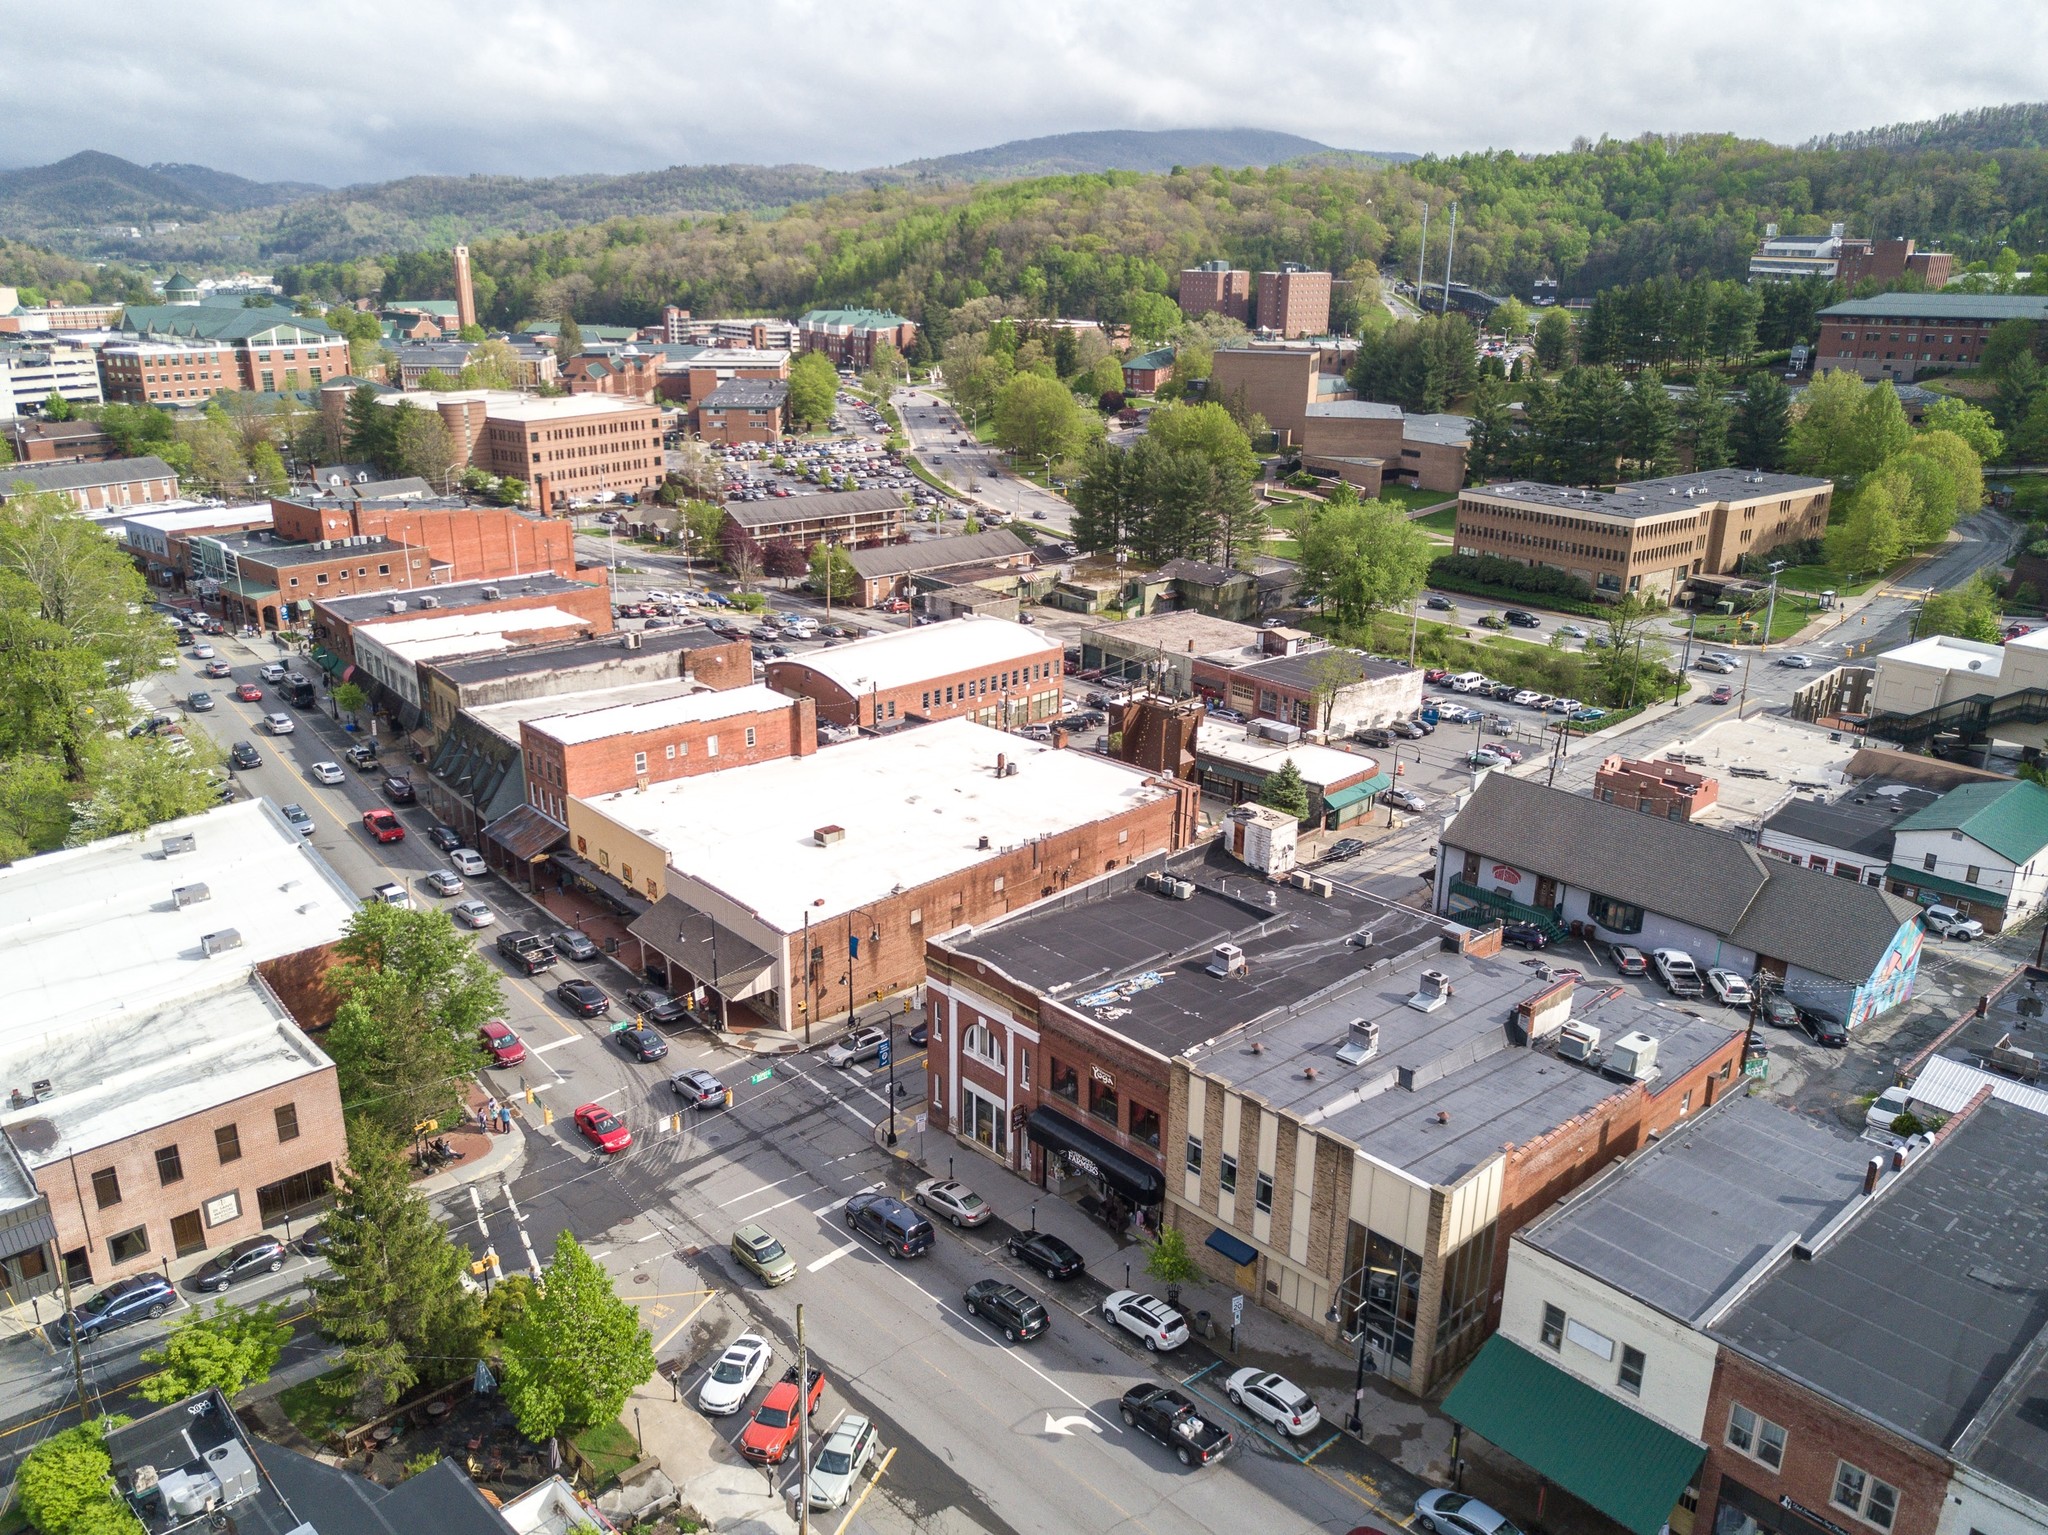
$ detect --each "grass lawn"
[573,1420,642,1489]
[1376,483,1457,514]
[277,1368,355,1445]
[1413,508,1458,535]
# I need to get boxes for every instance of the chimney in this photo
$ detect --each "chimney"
[996,753,1006,777]
[814,825,845,847]
[1052,728,1069,750]
[1863,1155,1883,1195]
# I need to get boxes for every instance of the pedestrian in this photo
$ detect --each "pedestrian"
[476,1102,491,1134]
[499,1103,513,1134]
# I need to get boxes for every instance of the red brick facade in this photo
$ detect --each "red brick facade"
[764,647,1063,729]
[1257,268,1333,338]
[1178,266,1252,324]
[1591,755,1721,821]
[521,693,816,821]
[316,579,617,670]
[274,499,583,582]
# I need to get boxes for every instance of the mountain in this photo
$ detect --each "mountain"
[1807,101,2048,153]
[891,127,1389,179]
[0,151,317,233]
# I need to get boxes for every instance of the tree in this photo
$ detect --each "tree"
[1826,468,1914,580]
[1487,297,1531,337]
[248,441,289,497]
[762,537,807,582]
[1145,401,1259,483]
[344,385,397,467]
[16,1418,140,1535]
[1304,647,1365,735]
[787,352,837,430]
[459,338,523,390]
[43,389,75,422]
[500,1231,655,1443]
[1922,398,2006,464]
[1070,440,1137,554]
[138,1300,291,1403]
[1143,1227,1205,1297]
[1731,371,1791,470]
[333,681,368,720]
[1534,309,1574,372]
[1296,495,1435,627]
[1896,429,1984,543]
[1621,369,1679,479]
[992,372,1088,465]
[809,541,858,602]
[555,313,583,365]
[1918,574,2005,643]
[415,368,460,393]
[1680,385,1734,470]
[388,402,457,485]
[672,498,726,560]
[1551,365,1633,484]
[1594,595,1669,707]
[1980,318,2039,379]
[1788,370,1909,490]
[314,1122,483,1408]
[1255,759,1311,821]
[1085,354,1126,399]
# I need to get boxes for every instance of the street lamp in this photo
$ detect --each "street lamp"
[1323,1282,1385,1434]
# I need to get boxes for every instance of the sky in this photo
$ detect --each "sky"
[15,1,2048,185]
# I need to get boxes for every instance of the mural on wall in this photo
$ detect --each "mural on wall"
[1849,919,1922,1029]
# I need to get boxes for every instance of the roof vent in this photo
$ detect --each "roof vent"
[1336,1019,1380,1065]
[171,883,211,908]
[1206,943,1247,979]
[977,834,991,850]
[480,585,501,600]
[621,631,643,650]
[160,833,197,857]
[1558,1022,1600,1062]
[200,929,244,957]
[814,825,845,847]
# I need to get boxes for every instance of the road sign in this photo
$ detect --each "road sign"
[749,1068,774,1085]
[876,1039,891,1068]
[913,1113,928,1133]
[1231,1295,1245,1325]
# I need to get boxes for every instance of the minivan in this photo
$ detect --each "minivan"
[845,1192,934,1259]
[1448,671,1488,693]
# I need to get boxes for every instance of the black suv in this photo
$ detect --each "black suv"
[50,1273,176,1344]
[845,1193,933,1259]
[963,1279,1049,1342]
[191,1235,285,1293]
[1502,609,1542,628]
[497,931,558,975]
[228,741,261,770]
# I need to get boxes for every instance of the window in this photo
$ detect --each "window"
[1586,891,1644,933]
[1832,1462,1897,1530]
[215,1123,242,1164]
[745,727,757,747]
[1089,1076,1118,1126]
[1726,1404,1786,1469]
[1966,865,1981,884]
[1618,1345,1645,1396]
[1540,1303,1566,1349]
[1923,852,1938,872]
[706,735,718,757]
[1049,1059,1079,1102]
[962,1021,1002,1068]
[1129,1103,1161,1148]
[156,1146,184,1186]
[1185,1136,1203,1175]
[1461,850,1481,883]
[275,1103,300,1142]
[1254,1173,1274,1213]
[1019,1049,1031,1089]
[107,1226,151,1264]
[91,1169,122,1209]
[633,751,648,775]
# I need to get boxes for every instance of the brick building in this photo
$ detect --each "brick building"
[273,495,584,582]
[347,603,609,722]
[420,623,751,738]
[1815,293,2048,383]
[1206,346,1468,491]
[98,338,239,405]
[1592,755,1721,820]
[764,614,1064,729]
[5,417,115,463]
[1178,262,1252,323]
[116,305,351,395]
[561,347,661,400]
[312,573,616,677]
[697,379,791,444]
[1120,347,1175,393]
[118,501,273,591]
[1188,727,1391,829]
[1453,469,1833,601]
[842,528,1037,608]
[575,719,1193,1033]
[658,311,800,350]
[0,288,124,333]
[0,454,180,511]
[657,347,791,412]
[190,530,433,630]
[520,684,815,821]
[1189,646,1422,736]
[795,308,917,368]
[723,488,907,555]
[1256,264,1333,338]
[0,799,356,1300]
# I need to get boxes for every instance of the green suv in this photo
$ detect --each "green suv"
[732,1224,796,1287]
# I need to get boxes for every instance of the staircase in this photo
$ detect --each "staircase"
[1448,880,1569,940]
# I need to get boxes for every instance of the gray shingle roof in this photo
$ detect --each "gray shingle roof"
[1819,293,2048,321]
[1447,775,1919,982]
[2,455,175,493]
[725,487,905,529]
[702,378,790,409]
[845,527,1029,578]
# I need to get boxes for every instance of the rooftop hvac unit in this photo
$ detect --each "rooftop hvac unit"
[814,825,846,847]
[1336,1019,1381,1065]
[157,1442,259,1519]
[171,883,211,908]
[160,833,197,857]
[385,598,406,614]
[480,585,501,600]
[200,929,244,957]
[418,595,440,609]
[1608,1031,1659,1081]
[1557,1022,1600,1062]
[1407,969,1452,1012]
[1206,943,1246,979]
[621,631,643,650]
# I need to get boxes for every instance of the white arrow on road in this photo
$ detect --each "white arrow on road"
[1042,1413,1102,1437]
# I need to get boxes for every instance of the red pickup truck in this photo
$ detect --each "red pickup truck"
[738,1365,827,1463]
[362,809,405,843]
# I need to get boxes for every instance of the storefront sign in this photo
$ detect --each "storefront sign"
[1090,1064,1115,1086]
[1491,864,1522,885]
[1063,1149,1102,1178]
[204,1192,241,1227]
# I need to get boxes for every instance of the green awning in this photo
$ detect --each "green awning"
[1883,864,2004,908]
[1441,1337,1704,1535]
[310,645,347,678]
[1322,773,1393,811]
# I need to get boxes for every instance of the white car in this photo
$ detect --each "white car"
[1510,689,1542,707]
[1706,968,1751,1007]
[191,644,216,660]
[1382,787,1428,814]
[697,1332,773,1415]
[450,848,487,877]
[259,662,287,682]
[912,1178,992,1227]
[824,1026,888,1067]
[806,1414,879,1510]
[1776,653,1815,669]
[262,713,295,735]
[1224,1368,1322,1437]
[452,899,495,929]
[310,761,346,785]
[1867,1086,1915,1131]
[1101,1290,1189,1352]
[369,883,413,909]
[1556,624,1589,639]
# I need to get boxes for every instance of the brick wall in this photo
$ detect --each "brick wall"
[1257,271,1332,339]
[524,693,815,807]
[1208,350,1317,442]
[765,651,1064,729]
[318,581,616,668]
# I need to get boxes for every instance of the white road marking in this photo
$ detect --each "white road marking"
[534,1037,583,1055]
[813,1183,882,1217]
[807,1241,861,1273]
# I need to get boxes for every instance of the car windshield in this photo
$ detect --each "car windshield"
[75,1292,116,1317]
[751,1238,787,1262]
[712,1358,750,1383]
[589,1113,618,1133]
[754,1406,792,1429]
[817,1448,852,1475]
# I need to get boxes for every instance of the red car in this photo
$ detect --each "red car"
[235,682,263,703]
[738,1366,827,1463]
[573,1103,631,1154]
[362,809,405,843]
[478,1020,526,1066]
[1709,684,1734,704]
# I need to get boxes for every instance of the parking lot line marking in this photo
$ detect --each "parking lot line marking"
[806,1241,860,1273]
[832,1444,896,1535]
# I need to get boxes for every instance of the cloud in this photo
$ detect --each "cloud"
[10,0,2045,184]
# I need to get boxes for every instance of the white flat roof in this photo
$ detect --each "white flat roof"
[466,678,713,746]
[776,615,1059,695]
[120,502,272,534]
[1880,633,2005,679]
[360,606,592,665]
[1194,729,1380,787]
[580,718,1171,932]
[485,395,656,423]
[528,683,790,745]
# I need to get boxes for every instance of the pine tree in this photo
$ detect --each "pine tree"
[1731,372,1791,470]
[1256,759,1312,821]
[1621,369,1679,479]
[1680,386,1735,470]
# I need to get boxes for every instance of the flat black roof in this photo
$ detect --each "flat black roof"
[1761,781,1944,860]
[1233,647,1413,691]
[319,572,593,622]
[430,624,731,684]
[214,532,409,567]
[103,1390,306,1535]
[1467,468,1831,520]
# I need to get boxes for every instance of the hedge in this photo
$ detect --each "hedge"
[1428,554,1607,617]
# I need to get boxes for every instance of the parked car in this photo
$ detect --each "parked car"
[548,928,600,962]
[572,1102,631,1154]
[1759,994,1803,1031]
[368,882,413,909]
[963,1279,1049,1341]
[731,1224,797,1286]
[344,743,380,770]
[1802,1010,1849,1048]
[1102,1290,1189,1352]
[259,662,287,682]
[1706,968,1752,1007]
[1866,1086,1915,1131]
[49,1273,177,1344]
[496,931,557,975]
[427,824,463,852]
[1383,787,1428,814]
[1119,1383,1232,1467]
[1224,1369,1322,1438]
[292,1223,333,1259]
[479,1020,527,1066]
[738,1365,826,1463]
[806,1414,880,1510]
[280,802,313,836]
[229,741,262,770]
[845,1192,934,1258]
[190,1235,285,1294]
[670,1068,730,1108]
[698,1333,774,1415]
[361,809,404,844]
[382,776,417,804]
[556,978,610,1017]
[1006,1230,1084,1280]
[1608,943,1648,977]
[1921,904,1985,940]
[1468,748,1509,768]
[615,1026,669,1062]
[310,760,346,785]
[825,1025,889,1067]
[913,1178,992,1227]
[1321,838,1368,863]
[1416,1490,1526,1535]
[1501,921,1550,950]
[625,987,689,1026]
[424,869,464,897]
[450,848,487,876]
[1650,947,1705,998]
[262,712,295,734]
[1355,727,1395,748]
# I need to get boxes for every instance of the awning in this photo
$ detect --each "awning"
[1205,1227,1258,1267]
[1322,772,1393,811]
[1883,863,2005,908]
[309,645,347,679]
[551,851,653,917]
[1022,1106,1166,1203]
[481,803,568,863]
[1442,1337,1705,1535]
[628,895,778,1002]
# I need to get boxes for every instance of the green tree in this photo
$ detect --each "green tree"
[44,389,75,422]
[1255,759,1311,821]
[1297,495,1436,627]
[500,1231,656,1443]
[1826,468,1915,580]
[555,313,583,365]
[787,352,838,430]
[1921,398,2005,464]
[459,337,524,390]
[16,1417,140,1535]
[1533,309,1574,372]
[415,368,460,393]
[1085,354,1127,399]
[313,1122,483,1408]
[333,681,368,720]
[1070,440,1138,554]
[809,541,858,601]
[1896,429,1984,543]
[388,402,457,485]
[1731,372,1791,470]
[1681,385,1734,470]
[1552,365,1633,484]
[248,441,289,497]
[1487,297,1532,337]
[1918,574,2005,643]
[1143,1226,1205,1292]
[344,385,398,467]
[458,323,487,343]
[1980,318,2039,379]
[1621,369,1679,478]
[670,497,726,559]
[992,371,1089,465]
[1145,400,1259,482]
[1594,595,1669,707]
[138,1299,291,1403]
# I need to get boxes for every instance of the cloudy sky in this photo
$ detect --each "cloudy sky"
[18,1,2048,184]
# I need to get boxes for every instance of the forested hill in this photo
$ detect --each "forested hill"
[1809,102,2048,154]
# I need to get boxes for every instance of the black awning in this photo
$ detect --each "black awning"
[1022,1106,1165,1203]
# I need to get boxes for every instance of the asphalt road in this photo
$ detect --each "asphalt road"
[894,386,1076,533]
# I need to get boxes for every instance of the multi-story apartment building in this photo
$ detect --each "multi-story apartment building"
[1256,264,1333,338]
[1816,294,2048,382]
[5,418,115,464]
[795,308,918,368]
[722,487,905,554]
[0,287,125,333]
[98,338,238,405]
[1178,261,1252,323]
[697,379,790,444]
[1452,469,1832,600]
[0,455,180,512]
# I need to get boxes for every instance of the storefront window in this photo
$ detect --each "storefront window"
[1129,1103,1161,1148]
[1431,1223,1497,1378]
[1048,1059,1078,1102]
[1090,1078,1118,1127]
[963,1087,1006,1153]
[1586,891,1644,933]
[1341,1221,1423,1381]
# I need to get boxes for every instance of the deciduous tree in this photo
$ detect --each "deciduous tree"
[138,1300,291,1403]
[500,1232,656,1443]
[16,1417,139,1535]
[1297,495,1435,627]
[1917,574,2004,644]
[787,352,838,429]
[809,541,858,601]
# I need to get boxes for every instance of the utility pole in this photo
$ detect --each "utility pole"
[886,1006,900,1146]
[1673,608,1698,708]
[796,1302,812,1535]
[1441,201,1459,317]
[1416,205,1430,301]
[58,1260,88,1415]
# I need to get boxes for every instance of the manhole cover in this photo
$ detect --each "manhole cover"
[634,1272,650,1284]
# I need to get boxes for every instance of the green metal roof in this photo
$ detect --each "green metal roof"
[798,308,911,330]
[1124,347,1176,371]
[1322,773,1392,811]
[1895,780,2048,864]
[1882,864,2002,907]
[122,304,339,343]
[1442,1337,1704,1535]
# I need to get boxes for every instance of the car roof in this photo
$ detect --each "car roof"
[735,1223,774,1243]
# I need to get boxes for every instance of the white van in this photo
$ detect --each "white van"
[1448,672,1488,693]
